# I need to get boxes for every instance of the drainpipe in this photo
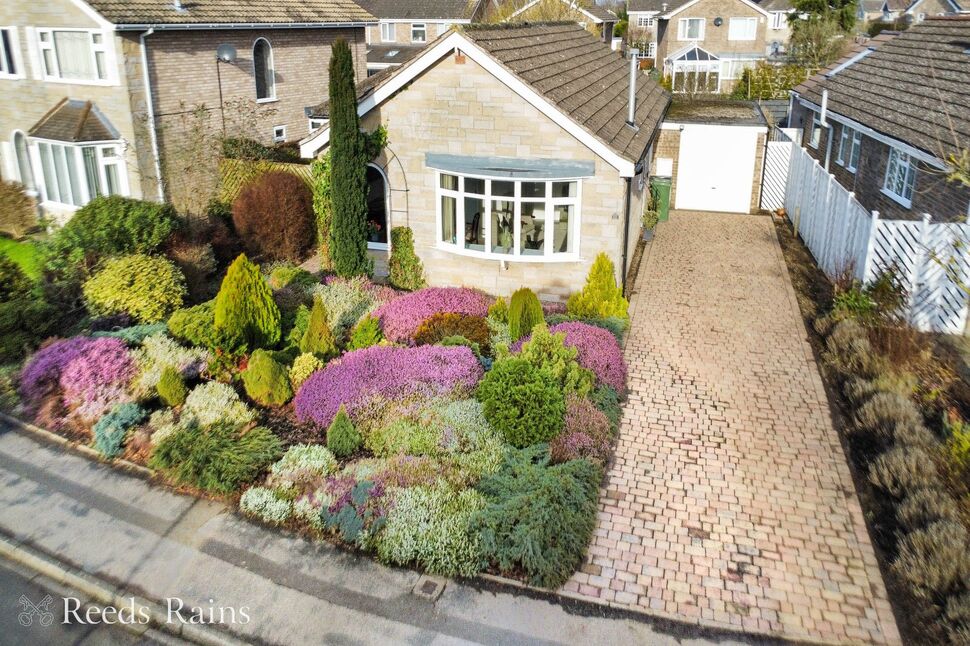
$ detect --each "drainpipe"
[621,176,632,294]
[140,28,164,202]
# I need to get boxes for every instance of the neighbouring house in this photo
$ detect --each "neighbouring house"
[301,22,670,299]
[0,0,373,222]
[654,0,775,92]
[757,0,794,55]
[358,0,489,76]
[789,17,970,222]
[627,0,663,59]
[506,0,620,45]
[856,0,965,25]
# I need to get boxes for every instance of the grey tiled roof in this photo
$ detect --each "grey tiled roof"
[356,0,484,19]
[575,2,617,22]
[29,99,120,143]
[756,0,794,11]
[793,18,970,161]
[627,0,690,12]
[366,44,424,65]
[85,0,374,26]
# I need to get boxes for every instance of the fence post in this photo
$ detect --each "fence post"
[909,213,933,330]
[861,210,880,283]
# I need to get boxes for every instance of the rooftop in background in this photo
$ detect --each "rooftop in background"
[366,44,424,67]
[355,0,484,19]
[84,0,374,27]
[29,98,120,143]
[664,99,767,126]
[628,0,792,12]
[793,17,970,161]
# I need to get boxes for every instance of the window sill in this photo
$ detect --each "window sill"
[0,73,25,81]
[880,187,912,208]
[41,76,116,87]
[436,242,580,263]
[256,97,279,104]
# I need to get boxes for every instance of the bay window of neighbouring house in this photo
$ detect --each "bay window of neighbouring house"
[728,17,757,40]
[436,173,581,259]
[883,147,917,206]
[678,18,705,40]
[36,141,127,207]
[836,125,862,172]
[253,38,276,101]
[37,29,110,83]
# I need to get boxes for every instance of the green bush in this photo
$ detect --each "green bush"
[388,226,425,291]
[891,521,970,601]
[476,357,565,448]
[149,420,282,494]
[590,385,622,431]
[300,297,337,359]
[472,446,601,588]
[44,196,180,279]
[867,447,941,498]
[214,254,281,350]
[156,366,188,407]
[83,254,186,323]
[241,349,293,407]
[488,297,508,323]
[0,257,55,363]
[93,402,147,458]
[0,180,38,238]
[517,324,595,396]
[289,352,324,390]
[348,314,383,350]
[284,303,311,349]
[945,414,970,473]
[508,287,543,341]
[267,263,317,290]
[167,300,222,349]
[566,253,629,320]
[327,405,362,458]
[0,254,31,301]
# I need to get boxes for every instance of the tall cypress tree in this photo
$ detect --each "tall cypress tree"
[328,38,371,277]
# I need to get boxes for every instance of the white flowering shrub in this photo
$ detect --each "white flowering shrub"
[268,444,338,491]
[311,277,380,338]
[240,486,293,525]
[148,409,179,446]
[183,381,255,428]
[133,334,208,396]
[293,495,326,531]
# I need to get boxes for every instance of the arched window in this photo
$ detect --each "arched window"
[366,164,389,247]
[253,38,275,101]
[12,131,34,191]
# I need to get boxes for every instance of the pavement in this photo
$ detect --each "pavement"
[0,421,760,646]
[564,211,900,644]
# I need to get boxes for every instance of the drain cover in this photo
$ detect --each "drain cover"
[412,575,446,601]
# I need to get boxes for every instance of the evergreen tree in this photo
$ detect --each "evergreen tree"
[328,38,371,277]
[300,296,337,359]
[213,253,281,350]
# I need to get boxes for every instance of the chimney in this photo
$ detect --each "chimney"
[173,0,184,10]
[627,49,639,128]
[661,2,668,12]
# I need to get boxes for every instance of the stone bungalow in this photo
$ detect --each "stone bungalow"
[300,22,670,300]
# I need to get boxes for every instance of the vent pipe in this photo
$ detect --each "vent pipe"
[173,0,184,11]
[627,49,639,128]
[820,88,828,126]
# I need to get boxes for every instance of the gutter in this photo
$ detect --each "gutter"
[139,27,164,202]
[114,21,377,31]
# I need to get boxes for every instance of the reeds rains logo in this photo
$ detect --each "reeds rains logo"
[16,595,250,627]
[18,595,55,627]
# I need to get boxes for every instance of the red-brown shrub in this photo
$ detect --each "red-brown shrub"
[231,171,314,262]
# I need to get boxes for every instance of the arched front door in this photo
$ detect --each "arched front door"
[366,164,389,247]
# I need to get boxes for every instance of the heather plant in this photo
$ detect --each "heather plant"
[566,253,629,320]
[214,254,281,350]
[289,352,324,390]
[300,297,338,359]
[550,395,613,465]
[268,444,338,492]
[377,483,487,577]
[156,366,188,407]
[327,405,362,458]
[545,313,628,343]
[348,315,382,350]
[183,381,256,428]
[19,337,98,409]
[516,325,595,396]
[132,334,208,396]
[414,313,491,354]
[83,254,186,323]
[372,287,491,343]
[147,409,179,446]
[59,337,137,421]
[476,357,565,448]
[319,477,389,547]
[387,226,426,291]
[312,276,387,340]
[867,447,941,498]
[507,288,543,341]
[294,344,483,428]
[167,301,222,349]
[240,486,293,525]
[547,322,627,394]
[93,402,147,458]
[242,349,293,407]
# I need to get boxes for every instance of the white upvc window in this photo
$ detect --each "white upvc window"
[637,16,655,27]
[436,172,582,261]
[36,28,113,84]
[836,125,862,172]
[253,37,276,102]
[380,22,395,42]
[272,125,286,143]
[0,27,23,79]
[808,114,822,149]
[678,18,705,40]
[411,23,427,43]
[883,147,917,206]
[770,11,787,29]
[728,17,757,40]
[647,42,657,58]
[36,140,128,207]
[308,118,326,133]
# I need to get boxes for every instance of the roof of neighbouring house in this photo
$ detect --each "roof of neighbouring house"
[366,44,424,66]
[84,0,374,27]
[756,0,794,11]
[792,17,970,161]
[307,22,670,164]
[506,0,617,24]
[627,0,689,12]
[857,0,887,11]
[665,99,767,126]
[355,0,484,19]
[28,98,120,143]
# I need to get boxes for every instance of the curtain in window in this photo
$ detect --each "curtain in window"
[54,31,94,80]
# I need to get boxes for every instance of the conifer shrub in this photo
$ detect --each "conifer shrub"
[327,404,362,458]
[232,171,315,262]
[0,256,55,363]
[93,402,147,458]
[83,254,186,323]
[516,325,595,396]
[300,297,337,359]
[167,300,221,349]
[488,297,508,323]
[156,366,188,407]
[242,349,293,407]
[414,312,491,353]
[507,287,543,341]
[267,263,317,290]
[590,385,622,432]
[388,226,425,291]
[348,314,382,350]
[289,352,324,390]
[566,253,629,320]
[476,357,565,448]
[213,254,281,350]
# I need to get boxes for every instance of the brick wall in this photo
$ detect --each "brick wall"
[652,129,681,205]
[750,131,766,211]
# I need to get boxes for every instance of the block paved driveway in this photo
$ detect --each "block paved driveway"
[564,211,900,644]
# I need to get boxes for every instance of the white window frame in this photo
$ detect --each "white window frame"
[253,37,277,103]
[728,17,758,41]
[0,27,24,79]
[647,42,657,58]
[33,138,129,208]
[308,118,326,133]
[381,22,395,42]
[808,114,822,149]
[678,18,705,41]
[836,125,862,172]
[770,12,787,29]
[637,16,655,28]
[882,147,917,207]
[434,171,583,262]
[411,23,427,44]
[35,28,114,85]
[272,125,286,143]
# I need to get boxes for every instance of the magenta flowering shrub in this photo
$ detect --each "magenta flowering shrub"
[541,301,567,316]
[513,322,626,394]
[550,395,612,465]
[372,287,491,343]
[19,337,98,409]
[59,337,137,420]
[294,345,483,428]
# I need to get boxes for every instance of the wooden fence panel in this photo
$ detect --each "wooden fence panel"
[219,158,314,204]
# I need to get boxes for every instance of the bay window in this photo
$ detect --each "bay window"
[37,29,111,83]
[37,140,127,207]
[883,148,917,206]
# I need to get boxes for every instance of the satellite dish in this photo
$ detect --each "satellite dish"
[216,43,237,63]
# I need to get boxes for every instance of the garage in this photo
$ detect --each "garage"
[651,101,768,214]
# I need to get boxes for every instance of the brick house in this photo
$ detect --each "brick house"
[0,0,373,221]
[300,22,670,299]
[789,17,970,222]
[358,0,488,76]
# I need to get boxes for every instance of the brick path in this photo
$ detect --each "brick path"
[564,212,900,644]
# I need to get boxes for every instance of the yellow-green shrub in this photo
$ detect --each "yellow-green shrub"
[566,253,628,320]
[83,253,186,323]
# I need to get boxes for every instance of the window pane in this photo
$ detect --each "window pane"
[492,180,514,197]
[65,146,82,205]
[521,182,544,198]
[552,205,573,254]
[95,51,106,79]
[464,196,485,251]
[441,195,456,244]
[254,39,274,99]
[464,177,485,195]
[42,49,56,76]
[14,133,34,190]
[83,147,101,198]
[54,31,95,80]
[40,144,57,203]
[104,164,120,196]
[1,30,15,74]
[53,145,70,204]
[552,181,576,198]
[440,174,458,190]
[366,166,388,243]
[491,200,514,253]
[520,202,545,255]
[850,135,861,169]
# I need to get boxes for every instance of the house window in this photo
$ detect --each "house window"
[253,38,276,101]
[308,118,326,133]
[770,12,787,29]
[678,18,705,40]
[808,114,822,149]
[37,140,127,207]
[381,22,395,42]
[37,29,110,83]
[366,165,389,247]
[647,42,657,57]
[836,125,862,172]
[411,23,427,43]
[728,17,758,40]
[437,173,581,259]
[637,16,655,28]
[12,131,34,190]
[0,28,19,78]
[272,125,286,143]
[883,148,917,206]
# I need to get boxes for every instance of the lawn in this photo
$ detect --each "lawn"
[0,237,42,278]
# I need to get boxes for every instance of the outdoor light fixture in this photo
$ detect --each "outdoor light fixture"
[215,44,237,134]
[713,17,723,26]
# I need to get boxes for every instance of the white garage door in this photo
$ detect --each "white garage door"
[674,124,759,213]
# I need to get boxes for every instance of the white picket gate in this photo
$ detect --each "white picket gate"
[766,138,970,335]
